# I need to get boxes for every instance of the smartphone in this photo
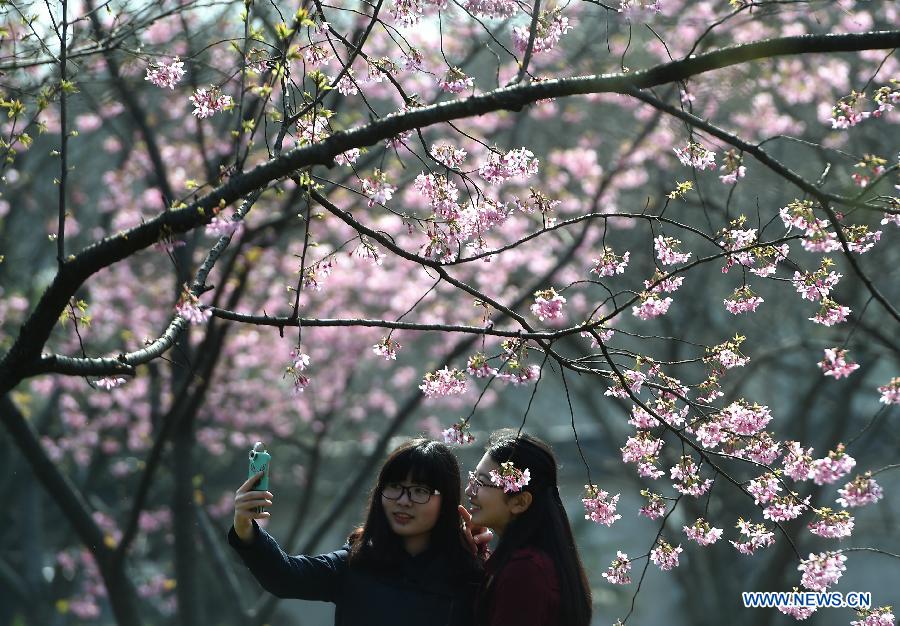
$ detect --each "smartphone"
[248,441,271,491]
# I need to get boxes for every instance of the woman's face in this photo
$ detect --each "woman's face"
[465,453,516,534]
[381,472,442,550]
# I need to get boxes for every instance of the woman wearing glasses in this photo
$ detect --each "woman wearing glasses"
[463,429,592,626]
[229,438,482,626]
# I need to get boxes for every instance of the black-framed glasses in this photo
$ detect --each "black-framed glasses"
[467,471,500,495]
[381,483,440,504]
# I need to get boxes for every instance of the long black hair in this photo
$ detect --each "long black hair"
[349,438,480,580]
[478,429,592,626]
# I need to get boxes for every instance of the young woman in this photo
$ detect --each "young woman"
[230,438,482,626]
[464,429,592,626]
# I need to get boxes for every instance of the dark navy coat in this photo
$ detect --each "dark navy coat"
[228,522,478,626]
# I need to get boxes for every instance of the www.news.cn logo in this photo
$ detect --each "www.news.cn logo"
[742,591,872,609]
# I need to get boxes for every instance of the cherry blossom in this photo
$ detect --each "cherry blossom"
[819,347,860,379]
[511,9,572,55]
[441,420,475,445]
[810,443,856,485]
[632,293,673,320]
[673,141,716,170]
[876,377,899,404]
[419,367,467,397]
[464,0,518,18]
[836,474,884,508]
[809,297,851,326]
[372,337,401,361]
[638,490,666,520]
[723,286,763,314]
[798,551,846,591]
[764,492,810,522]
[530,288,567,321]
[669,456,712,497]
[175,291,211,325]
[807,508,854,539]
[582,485,622,526]
[683,518,723,546]
[730,518,775,555]
[95,377,127,390]
[489,460,530,493]
[189,87,233,118]
[478,147,540,185]
[361,170,396,207]
[144,57,185,90]
[719,400,772,436]
[618,0,661,21]
[782,441,814,482]
[602,551,632,585]
[591,248,630,277]
[650,539,682,571]
[747,473,781,505]
[466,353,496,378]
[438,67,475,94]
[654,235,692,265]
[851,606,896,626]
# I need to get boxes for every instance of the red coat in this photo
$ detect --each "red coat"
[479,547,561,626]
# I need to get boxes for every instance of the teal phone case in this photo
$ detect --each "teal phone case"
[248,447,271,491]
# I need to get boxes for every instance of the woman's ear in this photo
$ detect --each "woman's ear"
[508,491,533,515]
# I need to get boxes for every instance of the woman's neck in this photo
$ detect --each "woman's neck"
[403,534,431,556]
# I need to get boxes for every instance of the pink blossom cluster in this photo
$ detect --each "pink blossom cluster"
[297,112,331,145]
[602,551,632,585]
[720,226,757,272]
[810,297,851,326]
[96,376,127,390]
[716,347,748,369]
[621,431,663,464]
[286,348,311,393]
[438,67,475,94]
[639,490,667,519]
[431,143,468,169]
[189,87,233,119]
[836,474,884,508]
[877,377,899,405]
[390,0,446,26]
[736,432,782,466]
[723,286,763,314]
[419,367,467,397]
[810,444,856,485]
[643,271,683,294]
[808,508,854,539]
[830,91,870,129]
[579,326,614,347]
[463,0,518,18]
[530,288,567,321]
[489,460,530,493]
[654,235,692,265]
[764,492,810,522]
[851,606,896,626]
[673,141,716,170]
[335,71,358,96]
[819,347,859,379]
[791,266,841,301]
[175,291,211,325]
[670,456,712,497]
[798,551,846,591]
[730,518,775,555]
[478,147,539,185]
[497,362,541,386]
[747,473,781,505]
[591,248,630,277]
[632,293,673,320]
[466,353,496,378]
[372,337,401,361]
[361,170,396,207]
[683,518,723,546]
[441,421,475,445]
[719,163,747,185]
[629,405,659,429]
[650,539,682,571]
[334,148,361,166]
[511,9,572,54]
[720,400,772,436]
[582,484,622,526]
[414,173,461,219]
[618,0,661,21]
[749,243,790,277]
[846,226,882,254]
[604,368,647,399]
[145,57,185,89]
[872,83,900,114]
[782,441,814,481]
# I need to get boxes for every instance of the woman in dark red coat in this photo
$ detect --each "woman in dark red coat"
[463,430,592,626]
